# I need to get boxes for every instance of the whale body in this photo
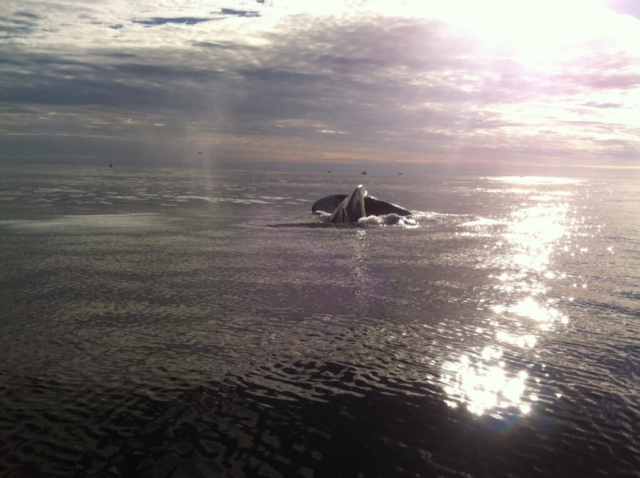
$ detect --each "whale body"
[313,185,412,223]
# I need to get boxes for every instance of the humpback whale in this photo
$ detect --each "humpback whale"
[312,185,412,223]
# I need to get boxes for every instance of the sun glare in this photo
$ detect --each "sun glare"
[425,0,609,63]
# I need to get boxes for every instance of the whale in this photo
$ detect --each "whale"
[312,185,412,223]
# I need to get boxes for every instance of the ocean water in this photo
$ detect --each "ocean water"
[0,165,638,477]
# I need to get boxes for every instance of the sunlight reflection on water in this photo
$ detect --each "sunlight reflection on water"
[443,177,576,417]
[443,349,531,416]
[485,176,583,186]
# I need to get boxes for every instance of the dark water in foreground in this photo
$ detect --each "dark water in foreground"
[1,166,639,477]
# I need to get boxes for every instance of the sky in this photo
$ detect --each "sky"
[1,0,639,170]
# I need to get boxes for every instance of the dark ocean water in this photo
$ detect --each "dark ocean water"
[0,165,639,477]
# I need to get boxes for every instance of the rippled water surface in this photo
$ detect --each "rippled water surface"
[1,166,639,477]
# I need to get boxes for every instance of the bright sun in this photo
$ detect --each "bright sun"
[428,0,607,62]
[279,0,625,65]
[275,0,635,66]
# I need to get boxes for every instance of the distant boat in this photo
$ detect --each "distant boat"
[399,172,403,175]
[361,170,367,175]
[109,164,112,168]
[328,170,331,173]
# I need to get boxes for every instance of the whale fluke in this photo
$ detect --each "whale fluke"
[362,195,411,216]
[329,185,367,223]
[313,186,411,223]
[312,194,347,214]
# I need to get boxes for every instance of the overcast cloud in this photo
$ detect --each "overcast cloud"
[1,0,639,168]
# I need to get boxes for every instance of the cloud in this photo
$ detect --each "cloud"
[583,102,622,108]
[602,0,640,18]
[132,17,213,26]
[1,0,639,167]
[13,11,40,19]
[219,8,260,17]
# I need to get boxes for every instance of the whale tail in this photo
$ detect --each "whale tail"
[313,187,411,220]
[329,185,367,224]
